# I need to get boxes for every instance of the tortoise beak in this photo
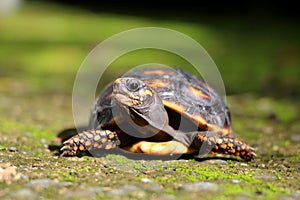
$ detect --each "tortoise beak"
[113,80,135,107]
[113,93,134,107]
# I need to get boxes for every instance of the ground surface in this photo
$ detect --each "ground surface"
[0,93,299,200]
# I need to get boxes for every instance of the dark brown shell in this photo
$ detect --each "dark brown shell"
[89,67,231,138]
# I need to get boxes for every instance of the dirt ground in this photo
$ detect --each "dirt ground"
[0,93,299,200]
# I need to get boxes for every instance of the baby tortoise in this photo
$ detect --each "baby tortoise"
[60,67,255,161]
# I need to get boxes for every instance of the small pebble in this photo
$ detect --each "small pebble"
[290,134,300,142]
[291,192,299,199]
[26,179,56,188]
[159,193,175,200]
[204,159,227,165]
[252,174,277,181]
[106,185,141,196]
[26,178,70,188]
[231,179,240,184]
[63,187,103,198]
[141,178,153,183]
[180,182,220,192]
[11,188,38,200]
[277,193,299,200]
[8,147,17,152]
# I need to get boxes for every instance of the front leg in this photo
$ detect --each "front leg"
[192,132,256,161]
[60,130,121,156]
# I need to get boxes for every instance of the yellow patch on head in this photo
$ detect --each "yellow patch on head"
[140,89,153,97]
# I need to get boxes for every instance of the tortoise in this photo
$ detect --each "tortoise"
[60,67,255,161]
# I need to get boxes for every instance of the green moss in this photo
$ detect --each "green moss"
[153,175,178,183]
[173,162,260,184]
[105,154,129,165]
[31,129,54,140]
[165,188,175,194]
[0,120,54,141]
[0,145,5,150]
[57,171,78,182]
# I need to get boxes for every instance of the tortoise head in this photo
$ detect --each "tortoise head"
[112,77,156,115]
[112,77,169,132]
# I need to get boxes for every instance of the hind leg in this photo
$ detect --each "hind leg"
[192,132,256,161]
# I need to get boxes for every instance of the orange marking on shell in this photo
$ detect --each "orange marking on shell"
[105,144,112,149]
[213,146,218,150]
[187,85,210,99]
[162,100,184,113]
[229,149,235,153]
[101,138,108,143]
[143,69,176,75]
[162,100,208,129]
[73,137,79,143]
[194,114,209,129]
[145,79,170,89]
[207,124,229,136]
[73,146,78,151]
[227,143,233,148]
[241,144,246,150]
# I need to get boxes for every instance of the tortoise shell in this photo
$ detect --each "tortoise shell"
[89,67,231,139]
[59,67,255,161]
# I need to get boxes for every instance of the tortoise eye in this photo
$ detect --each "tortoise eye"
[126,79,140,92]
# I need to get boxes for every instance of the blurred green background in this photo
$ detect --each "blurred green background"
[0,1,299,97]
[0,3,300,199]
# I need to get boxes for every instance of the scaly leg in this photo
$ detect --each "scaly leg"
[60,130,120,156]
[192,132,256,161]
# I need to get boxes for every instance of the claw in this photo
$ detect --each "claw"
[62,140,69,145]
